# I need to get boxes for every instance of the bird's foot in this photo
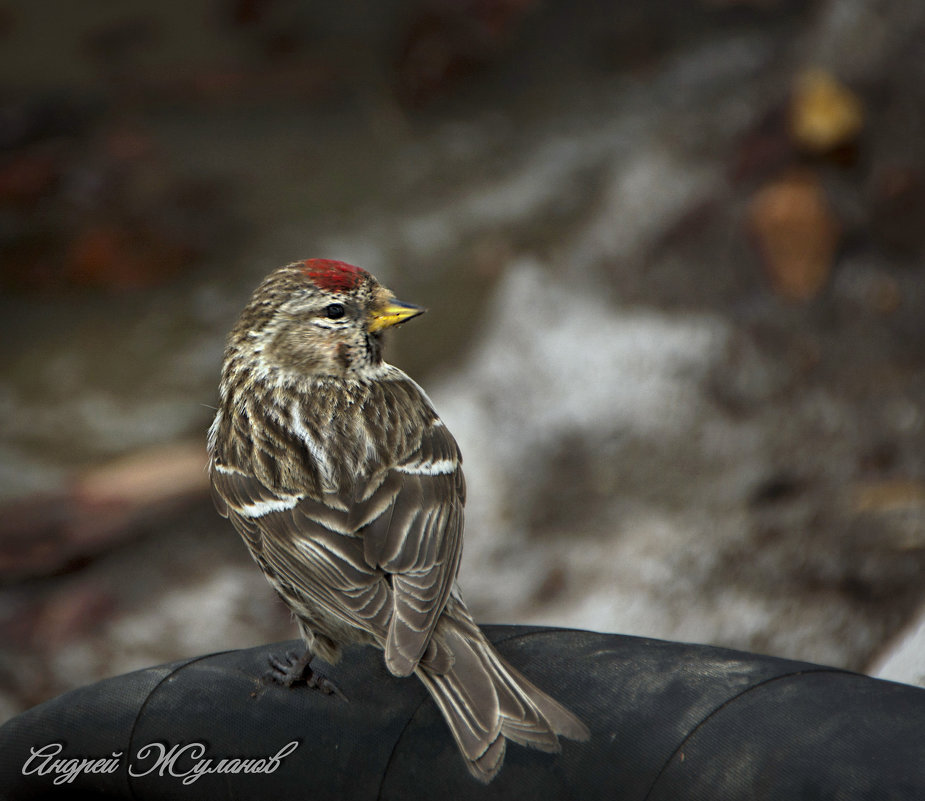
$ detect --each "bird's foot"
[263,649,347,701]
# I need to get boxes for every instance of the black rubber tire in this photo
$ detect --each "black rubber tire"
[2,625,924,800]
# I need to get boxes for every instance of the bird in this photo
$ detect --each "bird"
[208,258,589,782]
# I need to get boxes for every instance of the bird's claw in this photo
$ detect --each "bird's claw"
[304,669,347,701]
[262,649,347,701]
[266,649,306,687]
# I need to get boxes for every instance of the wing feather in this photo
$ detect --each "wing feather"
[211,383,466,679]
[259,509,393,639]
[361,423,465,677]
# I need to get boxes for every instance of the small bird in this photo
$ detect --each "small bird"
[208,259,589,781]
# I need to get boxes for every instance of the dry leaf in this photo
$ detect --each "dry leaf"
[747,169,840,301]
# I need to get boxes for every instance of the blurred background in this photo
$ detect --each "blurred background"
[2,0,925,722]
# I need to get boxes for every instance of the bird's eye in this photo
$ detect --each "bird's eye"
[324,303,345,320]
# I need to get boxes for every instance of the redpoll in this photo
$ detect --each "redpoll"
[208,259,589,781]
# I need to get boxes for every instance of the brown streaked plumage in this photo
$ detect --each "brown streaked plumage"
[208,258,589,781]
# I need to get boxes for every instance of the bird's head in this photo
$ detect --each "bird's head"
[226,259,425,381]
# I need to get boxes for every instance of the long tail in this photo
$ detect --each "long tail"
[414,600,590,783]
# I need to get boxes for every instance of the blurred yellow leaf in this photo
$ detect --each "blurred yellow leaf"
[790,68,864,153]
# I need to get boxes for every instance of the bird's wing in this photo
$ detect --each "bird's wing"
[359,420,466,677]
[210,418,465,677]
[210,462,394,642]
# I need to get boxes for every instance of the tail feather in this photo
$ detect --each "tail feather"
[415,604,589,782]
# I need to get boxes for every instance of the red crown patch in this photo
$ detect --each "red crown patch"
[302,259,366,292]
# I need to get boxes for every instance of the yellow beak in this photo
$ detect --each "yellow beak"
[368,297,426,333]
